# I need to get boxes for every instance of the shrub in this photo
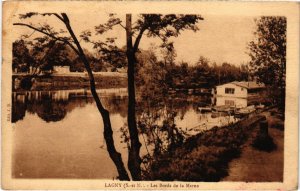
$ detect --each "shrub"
[252,132,277,152]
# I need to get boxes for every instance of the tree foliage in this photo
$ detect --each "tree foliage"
[12,38,108,73]
[248,16,286,87]
[12,40,33,72]
[248,16,286,108]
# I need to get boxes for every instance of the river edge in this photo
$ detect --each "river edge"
[144,107,284,181]
[13,75,128,91]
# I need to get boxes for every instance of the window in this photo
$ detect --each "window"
[225,100,235,106]
[225,88,235,94]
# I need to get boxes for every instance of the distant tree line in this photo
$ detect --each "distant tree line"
[12,39,126,74]
[135,48,249,97]
[13,37,249,94]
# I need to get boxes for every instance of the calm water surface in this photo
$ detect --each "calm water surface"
[12,88,235,179]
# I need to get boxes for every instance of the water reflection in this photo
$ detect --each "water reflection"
[12,88,128,123]
[12,88,128,179]
[11,89,237,179]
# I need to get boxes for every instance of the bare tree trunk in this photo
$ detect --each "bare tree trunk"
[125,14,142,180]
[61,13,130,180]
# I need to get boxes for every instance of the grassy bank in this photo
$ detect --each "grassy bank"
[144,114,267,181]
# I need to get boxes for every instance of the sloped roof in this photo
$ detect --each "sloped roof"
[217,81,265,89]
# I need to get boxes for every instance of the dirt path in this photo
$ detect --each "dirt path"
[222,112,284,182]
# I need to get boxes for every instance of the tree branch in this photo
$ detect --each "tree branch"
[118,23,126,30]
[21,29,36,39]
[13,22,80,55]
[133,27,146,53]
[53,13,64,22]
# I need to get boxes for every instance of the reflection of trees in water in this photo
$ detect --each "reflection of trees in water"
[26,93,68,122]
[37,101,67,122]
[137,92,203,119]
[12,91,128,123]
[104,94,128,118]
[12,90,206,124]
[11,94,26,123]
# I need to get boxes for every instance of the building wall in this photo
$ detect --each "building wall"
[216,83,247,98]
[215,82,267,108]
[53,66,70,74]
[216,83,247,108]
[216,96,247,108]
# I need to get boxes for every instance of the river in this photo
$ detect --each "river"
[11,88,236,179]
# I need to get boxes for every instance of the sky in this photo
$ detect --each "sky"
[169,15,256,66]
[13,13,257,66]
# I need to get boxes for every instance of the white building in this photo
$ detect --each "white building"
[215,81,265,108]
[53,66,70,74]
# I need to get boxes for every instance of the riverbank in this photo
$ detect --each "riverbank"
[13,75,127,91]
[144,107,284,181]
[222,109,283,181]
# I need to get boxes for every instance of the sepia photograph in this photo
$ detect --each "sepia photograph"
[2,1,299,190]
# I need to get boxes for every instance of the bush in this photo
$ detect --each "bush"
[252,134,276,152]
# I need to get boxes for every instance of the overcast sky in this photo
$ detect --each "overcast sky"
[14,13,257,66]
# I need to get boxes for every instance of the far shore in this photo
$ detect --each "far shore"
[12,74,128,91]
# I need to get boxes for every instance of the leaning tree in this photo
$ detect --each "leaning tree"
[14,12,130,180]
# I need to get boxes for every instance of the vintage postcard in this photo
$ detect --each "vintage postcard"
[2,1,299,190]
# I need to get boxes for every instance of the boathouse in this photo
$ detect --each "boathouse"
[215,81,265,108]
